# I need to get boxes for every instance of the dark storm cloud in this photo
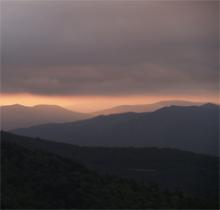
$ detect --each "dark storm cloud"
[1,1,219,96]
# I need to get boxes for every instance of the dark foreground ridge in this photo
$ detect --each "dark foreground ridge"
[1,131,219,209]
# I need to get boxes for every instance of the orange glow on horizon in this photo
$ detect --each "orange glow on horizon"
[0,93,219,113]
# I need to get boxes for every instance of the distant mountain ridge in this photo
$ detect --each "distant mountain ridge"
[92,100,204,116]
[13,104,219,156]
[0,104,90,130]
[1,100,207,130]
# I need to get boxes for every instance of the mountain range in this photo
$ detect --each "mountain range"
[0,104,89,130]
[1,100,203,130]
[12,103,219,156]
[92,100,203,116]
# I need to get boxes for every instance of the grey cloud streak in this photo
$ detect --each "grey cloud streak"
[1,1,219,96]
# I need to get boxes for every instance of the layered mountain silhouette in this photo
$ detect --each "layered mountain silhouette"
[1,100,203,130]
[13,104,219,156]
[92,100,203,116]
[0,104,90,130]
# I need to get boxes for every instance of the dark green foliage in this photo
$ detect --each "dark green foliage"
[1,136,219,209]
[2,131,218,200]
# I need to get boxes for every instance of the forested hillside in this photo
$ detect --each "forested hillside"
[1,131,219,209]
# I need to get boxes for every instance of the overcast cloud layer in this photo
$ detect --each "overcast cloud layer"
[1,1,219,97]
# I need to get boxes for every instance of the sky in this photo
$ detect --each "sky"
[1,1,219,112]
